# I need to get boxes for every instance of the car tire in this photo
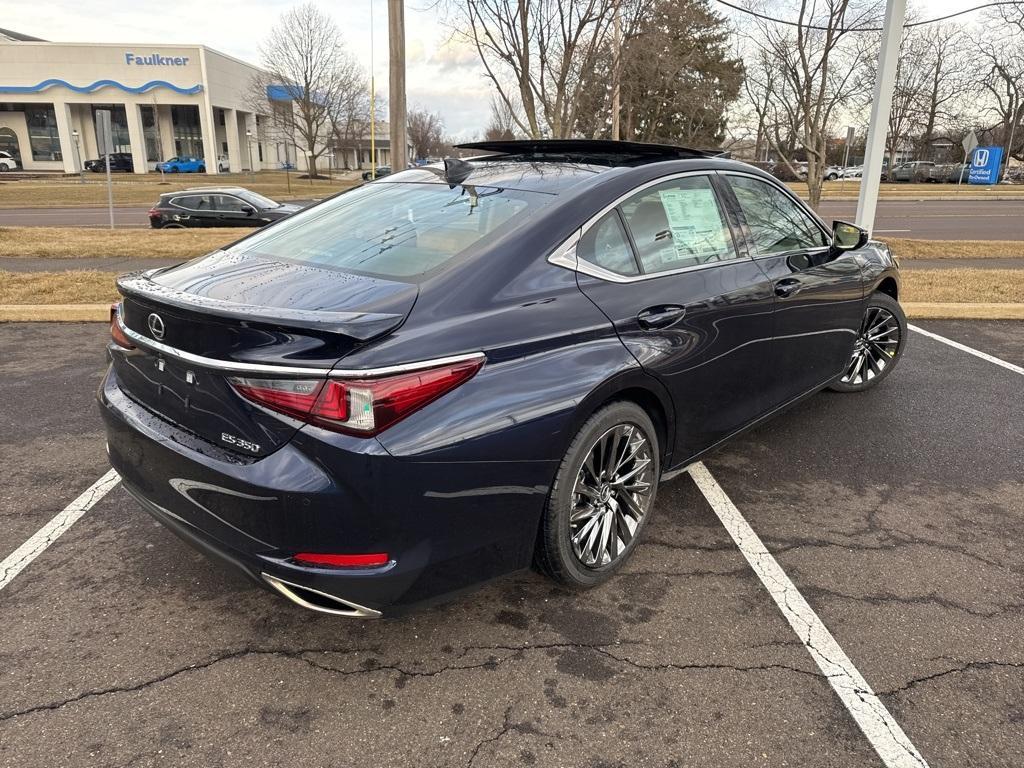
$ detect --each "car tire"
[535,401,660,588]
[827,173,838,180]
[198,165,206,173]
[0,164,9,172]
[160,222,186,229]
[828,292,907,393]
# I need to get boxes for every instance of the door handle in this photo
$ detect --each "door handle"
[774,278,803,298]
[637,305,686,330]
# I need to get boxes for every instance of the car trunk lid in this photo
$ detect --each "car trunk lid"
[112,251,418,457]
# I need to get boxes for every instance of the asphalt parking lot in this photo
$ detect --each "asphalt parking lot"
[0,320,1021,767]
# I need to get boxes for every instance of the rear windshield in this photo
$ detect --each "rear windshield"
[226,182,548,279]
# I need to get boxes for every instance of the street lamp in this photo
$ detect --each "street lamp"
[71,128,83,183]
[245,128,254,183]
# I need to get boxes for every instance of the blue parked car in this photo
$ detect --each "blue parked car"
[156,156,206,173]
[101,139,905,618]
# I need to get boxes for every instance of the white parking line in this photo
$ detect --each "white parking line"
[688,461,929,768]
[0,469,120,592]
[909,324,1023,376]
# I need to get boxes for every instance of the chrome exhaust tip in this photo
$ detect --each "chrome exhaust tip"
[261,573,382,619]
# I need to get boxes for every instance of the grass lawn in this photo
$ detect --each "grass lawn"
[0,171,358,208]
[786,180,1024,200]
[3,268,1023,309]
[0,227,239,259]
[881,238,1024,259]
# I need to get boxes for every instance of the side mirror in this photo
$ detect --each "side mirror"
[241,205,255,215]
[831,220,868,253]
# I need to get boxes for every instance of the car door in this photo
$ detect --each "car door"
[721,172,864,409]
[211,195,255,227]
[571,172,776,461]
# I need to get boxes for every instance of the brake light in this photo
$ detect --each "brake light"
[293,552,389,568]
[229,357,483,437]
[147,208,159,217]
[109,303,135,349]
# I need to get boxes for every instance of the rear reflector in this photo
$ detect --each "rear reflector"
[293,552,389,568]
[229,356,483,437]
[109,303,135,349]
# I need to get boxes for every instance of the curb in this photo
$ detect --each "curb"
[3,302,1024,323]
[901,302,1024,320]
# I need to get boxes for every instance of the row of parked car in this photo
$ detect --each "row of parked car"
[81,153,232,174]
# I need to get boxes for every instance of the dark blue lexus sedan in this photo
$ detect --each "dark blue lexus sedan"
[99,140,905,618]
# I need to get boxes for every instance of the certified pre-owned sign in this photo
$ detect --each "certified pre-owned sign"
[125,52,191,66]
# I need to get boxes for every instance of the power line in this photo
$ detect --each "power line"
[713,0,1021,32]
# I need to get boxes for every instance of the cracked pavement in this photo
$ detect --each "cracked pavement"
[0,320,1021,767]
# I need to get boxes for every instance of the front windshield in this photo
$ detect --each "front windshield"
[235,190,279,209]
[227,182,549,279]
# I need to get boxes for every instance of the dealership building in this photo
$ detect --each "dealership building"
[0,29,286,175]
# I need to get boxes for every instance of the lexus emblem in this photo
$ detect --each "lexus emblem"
[147,313,166,341]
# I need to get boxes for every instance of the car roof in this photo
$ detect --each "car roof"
[160,187,258,198]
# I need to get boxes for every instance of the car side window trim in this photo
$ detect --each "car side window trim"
[169,194,251,214]
[717,170,832,260]
[548,170,754,284]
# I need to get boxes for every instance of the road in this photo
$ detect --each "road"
[1,320,1021,767]
[818,199,1024,240]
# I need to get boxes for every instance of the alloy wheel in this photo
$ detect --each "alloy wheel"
[569,423,654,569]
[841,306,901,386]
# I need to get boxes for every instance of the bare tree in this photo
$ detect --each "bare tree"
[249,3,353,178]
[484,95,517,140]
[447,0,618,138]
[915,23,970,152]
[740,0,881,208]
[975,5,1024,161]
[407,108,446,159]
[326,52,373,170]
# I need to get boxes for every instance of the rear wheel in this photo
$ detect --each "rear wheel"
[160,222,186,229]
[829,292,906,393]
[536,402,660,587]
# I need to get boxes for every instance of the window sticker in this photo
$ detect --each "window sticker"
[658,187,729,261]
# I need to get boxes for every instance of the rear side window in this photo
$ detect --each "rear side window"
[728,176,828,254]
[619,175,737,273]
[577,212,639,276]
[228,182,546,279]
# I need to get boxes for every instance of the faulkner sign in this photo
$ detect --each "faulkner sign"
[124,52,191,66]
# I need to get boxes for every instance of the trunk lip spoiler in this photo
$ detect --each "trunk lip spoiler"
[115,313,485,379]
[117,272,408,340]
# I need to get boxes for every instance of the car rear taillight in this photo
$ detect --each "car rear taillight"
[229,357,483,437]
[147,208,159,218]
[109,303,135,349]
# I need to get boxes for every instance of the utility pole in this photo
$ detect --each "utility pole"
[388,0,408,171]
[611,1,621,141]
[854,0,907,236]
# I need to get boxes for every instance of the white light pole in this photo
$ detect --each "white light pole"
[854,0,907,237]
[71,128,83,184]
[246,128,254,183]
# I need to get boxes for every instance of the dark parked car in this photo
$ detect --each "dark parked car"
[361,165,391,181]
[101,139,905,618]
[84,153,134,172]
[147,187,303,228]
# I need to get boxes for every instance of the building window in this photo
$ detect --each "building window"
[170,105,204,158]
[90,105,130,154]
[24,105,62,161]
[141,106,160,163]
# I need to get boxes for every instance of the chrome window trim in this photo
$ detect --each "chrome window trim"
[717,169,833,260]
[546,170,748,284]
[116,315,485,379]
[169,193,251,215]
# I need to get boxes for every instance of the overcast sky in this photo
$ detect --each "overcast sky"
[3,0,994,140]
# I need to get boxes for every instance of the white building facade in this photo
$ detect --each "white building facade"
[0,40,279,175]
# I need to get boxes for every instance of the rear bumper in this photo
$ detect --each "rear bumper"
[98,365,556,616]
